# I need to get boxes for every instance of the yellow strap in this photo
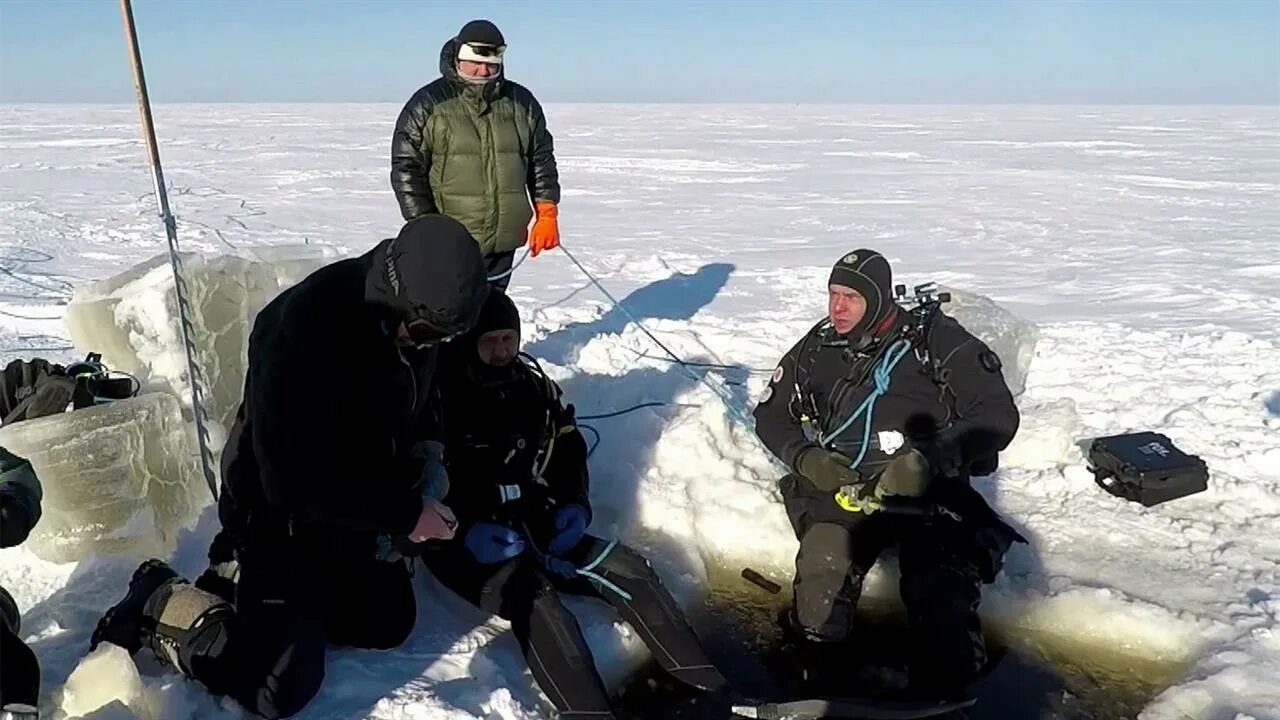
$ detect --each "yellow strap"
[834,487,881,514]
[835,489,864,513]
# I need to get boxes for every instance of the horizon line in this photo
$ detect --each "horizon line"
[3,100,1277,108]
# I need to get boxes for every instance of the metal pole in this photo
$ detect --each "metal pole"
[119,0,220,501]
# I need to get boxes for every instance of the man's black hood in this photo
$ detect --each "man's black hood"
[829,248,896,341]
[365,215,489,337]
[457,290,522,384]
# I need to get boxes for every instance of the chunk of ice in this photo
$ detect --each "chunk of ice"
[62,247,335,440]
[60,642,151,720]
[0,393,205,563]
[939,286,1040,396]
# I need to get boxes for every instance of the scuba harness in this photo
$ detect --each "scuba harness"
[787,284,963,517]
[465,353,634,601]
[467,351,576,511]
[790,283,957,451]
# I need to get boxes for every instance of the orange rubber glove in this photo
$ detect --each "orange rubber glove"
[528,201,560,257]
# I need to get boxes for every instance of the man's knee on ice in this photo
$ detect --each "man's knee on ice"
[350,582,417,650]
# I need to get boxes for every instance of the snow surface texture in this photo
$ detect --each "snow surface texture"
[1,104,1277,720]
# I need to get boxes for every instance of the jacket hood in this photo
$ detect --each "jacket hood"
[365,215,490,337]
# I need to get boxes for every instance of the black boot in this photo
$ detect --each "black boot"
[91,558,182,654]
[93,558,235,681]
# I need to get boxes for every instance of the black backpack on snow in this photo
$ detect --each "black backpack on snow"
[0,353,137,427]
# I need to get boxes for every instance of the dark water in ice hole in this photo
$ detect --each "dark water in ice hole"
[616,561,1188,720]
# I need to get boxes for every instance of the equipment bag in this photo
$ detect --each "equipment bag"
[1087,431,1208,507]
[0,358,76,426]
[0,353,137,427]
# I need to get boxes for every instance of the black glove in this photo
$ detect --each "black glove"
[911,432,965,479]
[875,450,934,498]
[795,447,863,493]
[0,495,33,548]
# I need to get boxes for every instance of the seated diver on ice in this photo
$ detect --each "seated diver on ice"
[752,249,1027,702]
[420,290,728,719]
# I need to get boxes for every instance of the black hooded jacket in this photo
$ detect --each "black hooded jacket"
[218,217,488,540]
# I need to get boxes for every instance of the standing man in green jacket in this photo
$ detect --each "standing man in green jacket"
[391,20,561,291]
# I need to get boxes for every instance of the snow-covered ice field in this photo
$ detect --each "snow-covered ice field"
[1,103,1278,720]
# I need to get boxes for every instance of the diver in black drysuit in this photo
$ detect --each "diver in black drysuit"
[753,249,1026,701]
[421,291,728,719]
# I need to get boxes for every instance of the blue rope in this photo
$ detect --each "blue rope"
[580,423,601,456]
[577,401,699,421]
[817,338,912,469]
[575,538,633,601]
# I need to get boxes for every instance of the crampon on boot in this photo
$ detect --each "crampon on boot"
[91,558,182,654]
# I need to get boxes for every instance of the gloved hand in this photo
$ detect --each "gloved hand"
[795,447,864,493]
[547,503,589,556]
[407,497,457,542]
[414,440,450,500]
[464,522,526,564]
[910,432,964,479]
[545,556,579,580]
[528,202,560,257]
[875,449,934,499]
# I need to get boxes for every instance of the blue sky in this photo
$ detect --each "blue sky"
[1,0,1276,104]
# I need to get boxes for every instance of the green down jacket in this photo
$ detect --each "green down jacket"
[390,39,560,256]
